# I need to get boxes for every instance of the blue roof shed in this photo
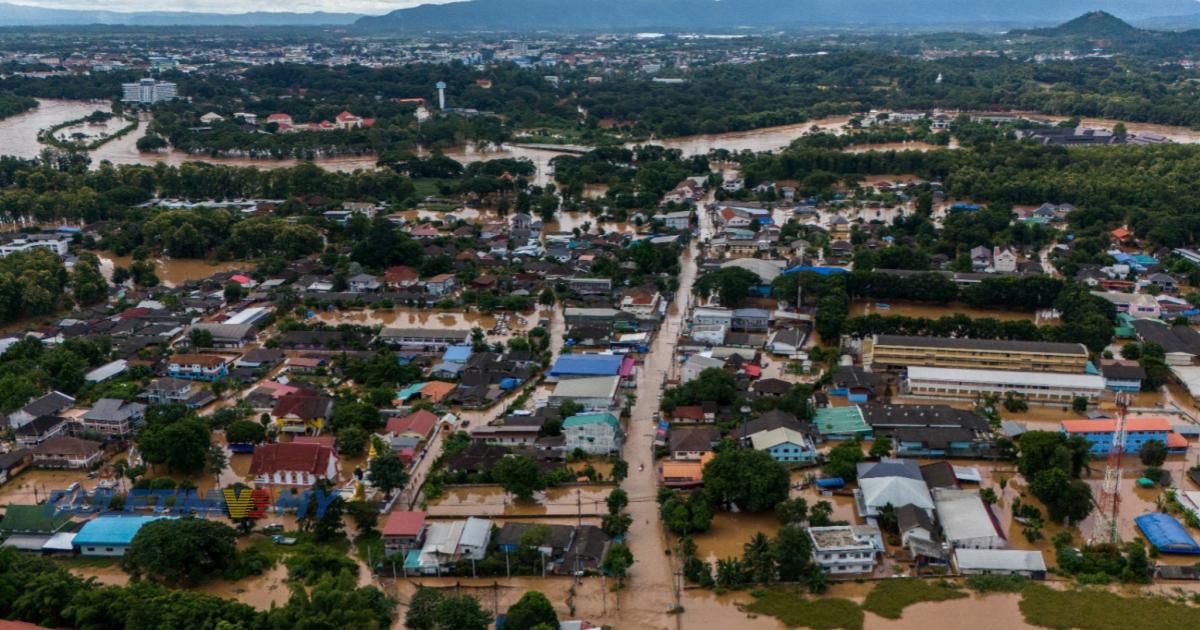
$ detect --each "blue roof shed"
[1135,513,1200,554]
[549,354,623,378]
[443,345,473,364]
[73,515,166,548]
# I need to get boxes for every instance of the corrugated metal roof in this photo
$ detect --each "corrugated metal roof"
[1135,513,1200,554]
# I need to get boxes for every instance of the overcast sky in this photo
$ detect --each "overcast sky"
[8,0,458,15]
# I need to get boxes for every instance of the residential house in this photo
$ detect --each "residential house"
[8,391,74,430]
[349,274,381,293]
[693,306,733,329]
[32,436,103,469]
[766,328,807,358]
[425,274,457,297]
[669,427,719,461]
[992,247,1018,273]
[749,426,818,464]
[620,290,662,318]
[166,353,231,382]
[15,415,68,448]
[855,458,935,521]
[141,377,193,405]
[383,511,428,556]
[248,442,337,485]
[563,413,622,455]
[808,524,884,574]
[731,308,769,333]
[79,399,145,437]
[272,394,333,434]
[661,210,692,230]
[1131,319,1200,365]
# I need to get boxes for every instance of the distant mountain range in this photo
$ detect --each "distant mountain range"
[354,0,1200,32]
[0,2,363,26]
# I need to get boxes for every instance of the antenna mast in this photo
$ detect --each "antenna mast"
[1092,392,1129,544]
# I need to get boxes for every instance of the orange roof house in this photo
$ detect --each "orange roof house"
[420,381,455,403]
[658,452,713,488]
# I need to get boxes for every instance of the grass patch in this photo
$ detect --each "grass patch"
[743,588,865,630]
[860,578,967,619]
[965,574,1029,593]
[411,178,448,199]
[1019,584,1200,630]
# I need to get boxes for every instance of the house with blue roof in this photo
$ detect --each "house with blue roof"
[549,354,624,380]
[73,515,168,556]
[443,345,473,364]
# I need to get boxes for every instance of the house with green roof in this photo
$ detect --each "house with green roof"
[814,406,871,440]
[0,504,73,538]
[563,413,622,455]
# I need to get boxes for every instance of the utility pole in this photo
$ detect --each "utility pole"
[576,488,582,527]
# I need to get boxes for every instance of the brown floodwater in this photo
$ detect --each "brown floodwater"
[425,485,613,518]
[850,300,1041,322]
[95,251,250,288]
[635,115,854,156]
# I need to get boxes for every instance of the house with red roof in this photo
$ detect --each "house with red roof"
[266,113,293,127]
[335,111,364,129]
[409,224,442,240]
[249,442,337,485]
[384,265,420,288]
[382,510,427,555]
[385,409,439,441]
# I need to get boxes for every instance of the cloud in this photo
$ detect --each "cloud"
[7,0,461,15]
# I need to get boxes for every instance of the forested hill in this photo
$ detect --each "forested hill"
[354,0,1199,32]
[1013,11,1140,37]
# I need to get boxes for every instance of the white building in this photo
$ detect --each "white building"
[121,78,178,104]
[681,353,726,383]
[563,413,622,455]
[0,233,71,258]
[661,210,692,231]
[992,247,1018,273]
[932,488,1007,550]
[808,524,884,574]
[548,376,620,411]
[693,306,733,329]
[953,549,1047,579]
[904,366,1106,406]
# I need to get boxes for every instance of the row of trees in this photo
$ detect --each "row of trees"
[0,546,393,629]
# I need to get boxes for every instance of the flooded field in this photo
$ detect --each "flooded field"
[425,485,614,518]
[94,251,250,288]
[850,300,1042,322]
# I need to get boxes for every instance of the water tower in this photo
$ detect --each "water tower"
[436,81,447,110]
